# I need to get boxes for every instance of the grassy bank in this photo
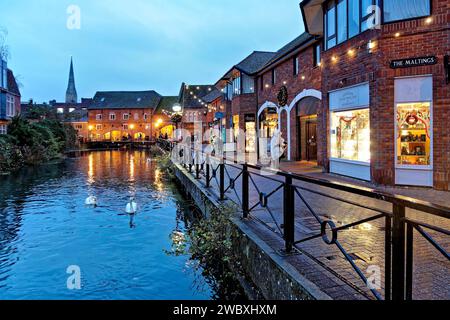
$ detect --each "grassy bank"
[0,116,77,174]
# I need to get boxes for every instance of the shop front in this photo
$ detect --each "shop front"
[394,76,433,187]
[329,83,371,181]
[259,107,279,154]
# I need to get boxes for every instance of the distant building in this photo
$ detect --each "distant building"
[0,58,21,134]
[87,90,162,141]
[153,96,179,139]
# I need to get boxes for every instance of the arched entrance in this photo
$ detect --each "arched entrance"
[257,101,279,156]
[295,96,321,162]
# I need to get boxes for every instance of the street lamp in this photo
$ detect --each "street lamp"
[172,103,182,113]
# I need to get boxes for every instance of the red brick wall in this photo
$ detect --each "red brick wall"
[88,108,154,140]
[231,93,258,130]
[319,0,449,189]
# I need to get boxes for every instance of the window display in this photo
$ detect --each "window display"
[331,108,370,162]
[245,121,256,153]
[396,102,431,166]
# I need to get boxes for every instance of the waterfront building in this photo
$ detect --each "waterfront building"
[0,58,21,134]
[87,90,162,141]
[301,0,450,190]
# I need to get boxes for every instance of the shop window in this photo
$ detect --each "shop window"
[331,109,370,162]
[383,0,430,23]
[396,103,431,166]
[233,115,240,142]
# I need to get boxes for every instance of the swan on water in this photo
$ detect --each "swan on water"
[85,196,98,207]
[126,197,138,214]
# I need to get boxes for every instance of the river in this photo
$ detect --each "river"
[0,150,221,300]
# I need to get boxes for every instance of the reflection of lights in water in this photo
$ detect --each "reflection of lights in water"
[154,169,163,191]
[129,155,135,181]
[88,153,95,184]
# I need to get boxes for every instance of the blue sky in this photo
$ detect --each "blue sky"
[1,0,305,102]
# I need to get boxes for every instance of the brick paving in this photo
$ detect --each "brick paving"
[183,156,450,300]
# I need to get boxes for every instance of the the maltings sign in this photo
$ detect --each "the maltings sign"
[390,56,438,69]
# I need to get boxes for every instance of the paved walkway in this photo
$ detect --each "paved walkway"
[280,161,450,208]
[183,157,450,300]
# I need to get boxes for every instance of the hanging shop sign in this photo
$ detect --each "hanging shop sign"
[390,56,437,69]
[215,112,224,119]
[445,55,449,84]
[277,86,288,107]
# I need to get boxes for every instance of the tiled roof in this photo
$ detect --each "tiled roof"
[89,91,161,110]
[180,84,216,109]
[201,89,222,103]
[260,33,315,71]
[7,69,20,96]
[217,51,277,84]
[155,96,179,114]
[235,51,277,75]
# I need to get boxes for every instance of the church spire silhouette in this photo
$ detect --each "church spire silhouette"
[65,57,78,103]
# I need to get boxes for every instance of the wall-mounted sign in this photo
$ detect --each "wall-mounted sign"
[445,55,449,84]
[244,114,256,122]
[390,56,437,69]
[330,83,370,111]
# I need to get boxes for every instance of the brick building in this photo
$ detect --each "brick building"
[301,0,450,189]
[178,83,220,143]
[87,91,161,141]
[0,58,21,134]
[256,33,323,161]
[215,51,277,153]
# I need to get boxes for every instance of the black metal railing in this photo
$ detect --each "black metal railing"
[174,145,450,301]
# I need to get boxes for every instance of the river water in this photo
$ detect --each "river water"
[0,150,217,300]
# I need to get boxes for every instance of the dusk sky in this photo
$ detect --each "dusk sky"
[1,0,306,103]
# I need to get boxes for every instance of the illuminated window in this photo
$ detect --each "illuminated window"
[396,103,431,166]
[58,108,65,114]
[331,109,370,162]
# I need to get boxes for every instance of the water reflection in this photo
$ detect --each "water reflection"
[0,151,215,300]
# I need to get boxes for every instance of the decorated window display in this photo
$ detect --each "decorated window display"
[396,102,431,166]
[331,109,370,162]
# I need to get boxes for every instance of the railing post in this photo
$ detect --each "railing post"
[242,163,249,218]
[205,154,210,188]
[392,203,406,301]
[283,176,295,253]
[219,161,225,201]
[405,223,414,300]
[195,151,200,180]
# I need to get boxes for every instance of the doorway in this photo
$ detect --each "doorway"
[305,120,317,161]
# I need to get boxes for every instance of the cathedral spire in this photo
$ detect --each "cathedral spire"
[65,57,78,103]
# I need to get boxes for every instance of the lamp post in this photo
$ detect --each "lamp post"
[172,103,182,140]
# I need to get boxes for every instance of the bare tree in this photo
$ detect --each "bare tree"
[0,27,10,61]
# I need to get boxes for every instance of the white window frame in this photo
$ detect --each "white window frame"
[96,114,103,120]
[96,124,102,130]
[109,113,116,120]
[0,124,7,135]
[6,96,15,117]
[123,114,130,120]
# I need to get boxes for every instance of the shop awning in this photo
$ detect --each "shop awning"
[300,0,325,36]
[298,96,320,116]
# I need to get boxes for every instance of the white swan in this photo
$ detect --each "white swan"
[85,196,98,207]
[126,197,138,214]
